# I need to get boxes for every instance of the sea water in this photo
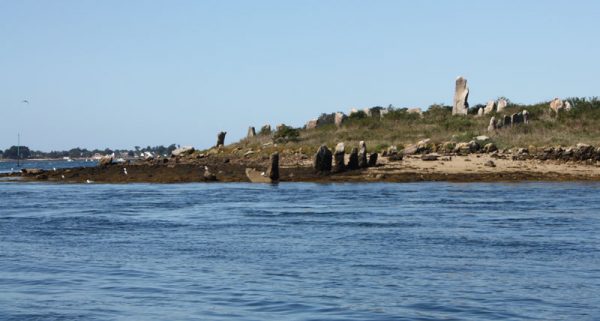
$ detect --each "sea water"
[1,182,599,320]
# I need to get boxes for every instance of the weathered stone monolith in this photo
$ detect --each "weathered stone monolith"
[497,99,508,113]
[247,126,256,138]
[484,100,495,114]
[452,76,469,115]
[368,153,378,167]
[347,147,359,170]
[216,131,226,147]
[266,152,279,181]
[334,112,347,128]
[550,98,564,113]
[332,143,346,173]
[477,107,484,117]
[503,115,511,127]
[313,145,332,172]
[306,119,318,130]
[358,141,368,168]
[488,116,497,132]
[523,110,529,124]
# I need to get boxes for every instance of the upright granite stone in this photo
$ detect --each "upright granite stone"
[484,100,495,114]
[522,110,529,124]
[503,115,511,127]
[565,101,573,111]
[497,99,508,113]
[477,107,484,117]
[332,143,346,173]
[452,76,469,115]
[347,147,359,170]
[247,126,256,138]
[334,112,347,128]
[511,112,523,126]
[216,131,226,147]
[488,116,497,132]
[313,145,332,172]
[266,152,279,181]
[358,141,368,168]
[259,124,272,135]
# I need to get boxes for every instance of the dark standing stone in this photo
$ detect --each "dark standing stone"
[358,141,368,168]
[266,152,279,181]
[313,145,332,172]
[347,147,359,170]
[216,131,227,147]
[503,115,511,127]
[368,153,378,167]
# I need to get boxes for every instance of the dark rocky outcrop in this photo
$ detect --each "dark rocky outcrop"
[332,143,346,173]
[266,152,279,181]
[358,141,368,168]
[347,147,359,170]
[368,153,378,167]
[216,131,227,147]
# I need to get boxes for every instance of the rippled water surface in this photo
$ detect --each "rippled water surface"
[1,182,600,320]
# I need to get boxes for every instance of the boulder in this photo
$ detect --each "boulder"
[407,108,423,116]
[313,145,332,172]
[247,126,256,138]
[402,144,418,156]
[245,168,272,183]
[332,143,346,173]
[511,113,524,126]
[488,116,497,132]
[523,110,529,124]
[421,153,439,161]
[334,112,347,128]
[171,146,195,157]
[21,168,44,175]
[98,155,113,167]
[452,76,469,115]
[265,152,279,181]
[497,99,508,113]
[454,141,480,155]
[475,135,490,142]
[216,131,227,147]
[364,107,383,118]
[503,115,511,127]
[368,153,378,167]
[347,147,359,170]
[306,119,318,130]
[358,141,368,168]
[477,107,484,117]
[484,160,496,167]
[484,100,495,114]
[565,101,573,111]
[483,143,498,153]
[203,166,217,181]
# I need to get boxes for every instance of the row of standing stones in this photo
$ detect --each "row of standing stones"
[313,141,378,174]
[299,76,572,132]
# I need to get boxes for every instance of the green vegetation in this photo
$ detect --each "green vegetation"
[234,97,600,153]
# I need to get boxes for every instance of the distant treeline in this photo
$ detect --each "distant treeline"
[0,144,179,159]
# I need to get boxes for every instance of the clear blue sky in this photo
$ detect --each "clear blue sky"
[1,1,599,151]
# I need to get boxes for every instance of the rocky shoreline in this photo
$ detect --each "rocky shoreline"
[4,142,600,184]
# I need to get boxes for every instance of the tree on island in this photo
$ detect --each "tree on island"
[3,146,31,159]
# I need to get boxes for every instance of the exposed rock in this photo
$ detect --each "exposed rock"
[407,108,423,116]
[21,168,44,175]
[484,160,496,167]
[347,147,359,170]
[313,145,333,172]
[243,150,255,157]
[245,168,271,183]
[386,145,398,156]
[334,112,347,128]
[503,115,512,127]
[365,107,384,118]
[247,126,256,138]
[349,108,359,115]
[477,107,484,117]
[98,155,113,167]
[523,110,529,124]
[416,139,433,154]
[454,141,480,155]
[203,166,217,181]
[306,119,318,130]
[452,76,469,115]
[266,152,279,181]
[358,141,368,168]
[475,135,490,141]
[483,143,498,153]
[402,144,418,156]
[332,143,346,173]
[216,131,227,147]
[550,98,564,113]
[171,146,195,157]
[488,116,497,132]
[421,153,439,161]
[484,100,495,114]
[497,99,508,113]
[368,153,378,167]
[440,142,456,153]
